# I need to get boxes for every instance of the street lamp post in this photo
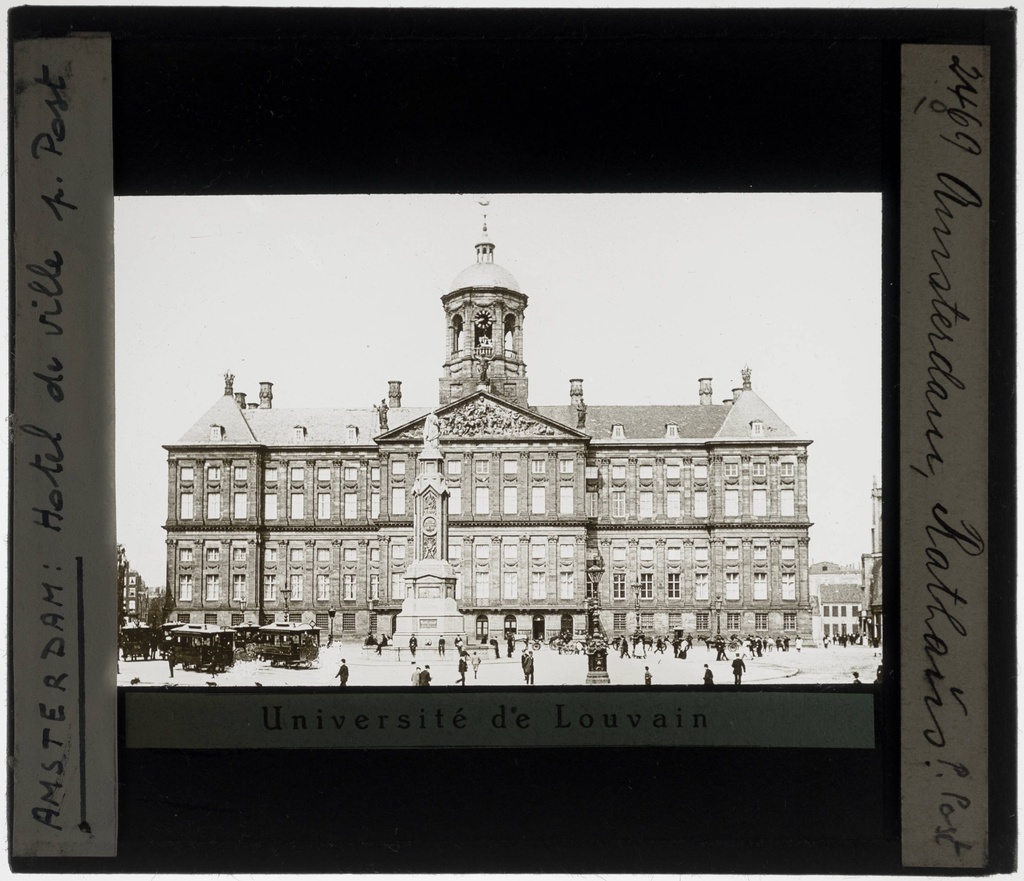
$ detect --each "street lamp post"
[714,599,723,636]
[328,605,336,642]
[584,562,609,685]
[280,584,292,622]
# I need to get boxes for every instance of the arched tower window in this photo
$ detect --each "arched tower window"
[503,314,516,355]
[452,315,464,354]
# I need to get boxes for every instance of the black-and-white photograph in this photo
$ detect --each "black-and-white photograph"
[115,192,880,689]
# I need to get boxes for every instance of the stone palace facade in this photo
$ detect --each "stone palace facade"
[163,226,814,644]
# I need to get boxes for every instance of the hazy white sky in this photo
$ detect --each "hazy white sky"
[115,193,881,585]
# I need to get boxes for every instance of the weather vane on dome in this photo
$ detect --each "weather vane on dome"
[477,198,490,234]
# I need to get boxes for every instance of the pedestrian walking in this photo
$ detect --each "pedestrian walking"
[520,650,529,680]
[731,657,746,685]
[506,634,515,658]
[335,659,350,686]
[795,636,802,653]
[851,671,863,687]
[438,636,446,658]
[619,637,629,659]
[419,665,432,687]
[454,635,463,654]
[490,637,500,659]
[703,664,714,687]
[166,646,175,679]
[783,636,790,652]
[523,652,535,685]
[409,634,418,658]
[411,664,421,686]
[457,654,468,686]
[471,652,481,679]
[644,666,652,686]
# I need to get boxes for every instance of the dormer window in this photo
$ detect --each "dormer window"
[750,419,764,437]
[611,423,625,439]
[293,425,307,442]
[210,424,224,441]
[346,426,358,443]
[665,423,679,439]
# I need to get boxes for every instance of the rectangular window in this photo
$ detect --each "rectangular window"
[234,465,248,482]
[231,492,247,519]
[724,489,739,516]
[531,572,546,599]
[531,459,546,474]
[503,459,518,475]
[265,493,278,520]
[315,547,330,563]
[611,463,626,480]
[448,487,461,515]
[640,612,654,630]
[474,571,490,601]
[392,460,406,476]
[265,466,278,483]
[613,573,626,600]
[694,544,709,565]
[666,544,681,563]
[342,612,356,632]
[206,545,220,563]
[290,493,304,519]
[724,462,739,478]
[611,491,626,517]
[666,491,681,517]
[840,605,847,618]
[205,613,217,625]
[370,492,380,518]
[502,572,518,600]
[391,543,406,562]
[180,466,194,482]
[531,486,545,514]
[780,489,795,517]
[263,574,277,602]
[344,493,357,519]
[559,458,574,475]
[474,541,490,562]
[232,573,246,601]
[694,572,709,601]
[613,612,627,632]
[559,572,574,600]
[586,491,598,516]
[232,545,247,562]
[693,490,708,517]
[343,574,355,601]
[693,462,708,479]
[824,606,831,618]
[781,461,795,477]
[639,491,654,518]
[668,612,683,628]
[782,572,796,600]
[369,546,380,563]
[178,574,193,602]
[317,492,331,519]
[343,466,358,481]
[370,574,380,600]
[475,486,489,515]
[290,465,304,482]
[725,572,740,601]
[179,546,194,563]
[612,544,627,563]
[207,493,222,519]
[392,573,405,600]
[667,572,681,599]
[753,572,768,600]
[695,612,710,631]
[755,613,768,630]
[475,459,490,476]
[781,544,796,562]
[784,612,796,630]
[753,542,768,561]
[180,493,194,519]
[531,542,546,562]
[207,465,221,481]
[752,461,767,478]
[752,489,768,516]
[392,488,406,515]
[205,574,220,601]
[666,463,680,480]
[448,459,462,476]
[639,572,653,600]
[639,545,654,565]
[289,573,304,601]
[638,464,654,480]
[289,546,304,563]
[448,542,462,561]
[503,542,518,562]
[852,605,859,617]
[727,612,741,631]
[559,487,574,514]
[724,543,738,561]
[370,466,380,482]
[503,486,518,514]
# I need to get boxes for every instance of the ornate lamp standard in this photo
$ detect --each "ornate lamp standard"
[236,595,248,623]
[328,605,336,642]
[714,598,723,636]
[632,583,643,640]
[584,561,609,685]
[280,584,292,622]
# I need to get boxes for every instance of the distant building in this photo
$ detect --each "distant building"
[861,479,883,644]
[162,225,815,645]
[808,561,861,644]
[819,583,865,640]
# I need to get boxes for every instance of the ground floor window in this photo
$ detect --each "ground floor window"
[755,613,768,630]
[475,615,489,642]
[640,612,654,630]
[176,612,191,624]
[369,612,378,632]
[231,613,243,626]
[204,613,217,625]
[504,614,517,636]
[668,612,682,629]
[288,612,302,623]
[783,612,797,630]
[342,612,356,632]
[695,612,709,631]
[613,613,627,632]
[315,613,329,630]
[726,612,740,631]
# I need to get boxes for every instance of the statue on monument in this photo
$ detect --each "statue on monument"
[423,410,441,453]
[374,398,389,431]
[478,356,490,385]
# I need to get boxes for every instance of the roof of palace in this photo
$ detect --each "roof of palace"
[819,583,866,605]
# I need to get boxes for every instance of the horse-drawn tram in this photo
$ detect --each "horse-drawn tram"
[119,623,157,660]
[167,624,236,674]
[254,622,321,668]
[231,623,262,661]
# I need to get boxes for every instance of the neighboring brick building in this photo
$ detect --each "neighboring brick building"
[818,583,865,641]
[163,225,814,644]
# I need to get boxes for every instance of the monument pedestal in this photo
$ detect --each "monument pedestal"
[391,559,465,647]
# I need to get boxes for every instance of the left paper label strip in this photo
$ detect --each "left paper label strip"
[12,36,118,857]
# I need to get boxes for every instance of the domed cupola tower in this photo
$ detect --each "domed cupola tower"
[439,222,529,406]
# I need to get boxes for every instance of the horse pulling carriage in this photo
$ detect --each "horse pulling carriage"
[232,623,262,661]
[254,622,321,668]
[167,624,236,674]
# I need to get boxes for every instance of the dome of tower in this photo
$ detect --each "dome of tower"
[448,222,521,292]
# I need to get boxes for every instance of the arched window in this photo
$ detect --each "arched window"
[503,614,517,637]
[503,314,516,353]
[452,315,464,353]
[475,614,489,643]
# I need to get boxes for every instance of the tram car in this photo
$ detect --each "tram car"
[255,622,321,668]
[119,623,157,660]
[167,624,236,674]
[232,623,262,661]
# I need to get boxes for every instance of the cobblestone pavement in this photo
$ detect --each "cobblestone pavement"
[119,640,883,688]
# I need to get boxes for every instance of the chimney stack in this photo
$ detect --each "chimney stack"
[259,381,274,409]
[388,380,402,409]
[732,387,743,403]
[234,392,247,410]
[698,377,713,405]
[569,378,584,403]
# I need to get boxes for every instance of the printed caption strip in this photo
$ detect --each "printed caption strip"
[899,45,989,869]
[12,37,118,857]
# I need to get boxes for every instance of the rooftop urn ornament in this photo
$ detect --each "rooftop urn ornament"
[742,365,752,390]
[223,371,234,396]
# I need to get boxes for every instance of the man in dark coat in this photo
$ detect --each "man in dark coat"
[438,636,446,658]
[523,652,535,685]
[703,664,714,687]
[490,637,500,659]
[409,634,418,658]
[336,659,350,686]
[457,654,468,686]
[731,657,746,685]
[419,665,432,687]
[506,633,515,658]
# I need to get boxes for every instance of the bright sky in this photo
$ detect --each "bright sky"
[115,193,881,585]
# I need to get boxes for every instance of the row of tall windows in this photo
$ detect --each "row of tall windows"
[608,570,796,601]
